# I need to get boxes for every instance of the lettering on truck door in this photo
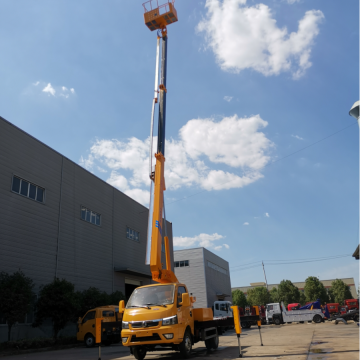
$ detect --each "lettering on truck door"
[177,286,187,339]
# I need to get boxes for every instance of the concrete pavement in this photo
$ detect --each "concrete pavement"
[1,321,358,359]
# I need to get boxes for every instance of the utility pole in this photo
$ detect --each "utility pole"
[262,261,268,291]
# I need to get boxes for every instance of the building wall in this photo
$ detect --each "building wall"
[174,248,207,309]
[232,277,357,299]
[174,248,231,309]
[203,248,232,307]
[0,116,174,341]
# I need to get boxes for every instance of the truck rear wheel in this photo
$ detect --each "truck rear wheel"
[205,331,219,350]
[133,346,147,360]
[179,329,192,358]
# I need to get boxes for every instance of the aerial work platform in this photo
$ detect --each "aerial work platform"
[143,0,178,31]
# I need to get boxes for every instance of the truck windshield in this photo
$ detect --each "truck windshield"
[126,285,175,308]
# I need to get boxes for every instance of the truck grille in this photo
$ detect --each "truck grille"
[131,321,159,328]
[131,333,161,342]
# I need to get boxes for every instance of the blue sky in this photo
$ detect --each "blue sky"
[1,0,358,290]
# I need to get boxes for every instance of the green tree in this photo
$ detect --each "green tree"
[76,287,109,318]
[108,290,126,306]
[328,279,353,304]
[33,278,78,339]
[232,290,248,308]
[247,287,270,306]
[304,276,329,304]
[278,280,300,306]
[299,292,306,305]
[269,287,280,303]
[0,270,34,341]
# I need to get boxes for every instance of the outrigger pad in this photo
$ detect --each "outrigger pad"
[334,318,348,325]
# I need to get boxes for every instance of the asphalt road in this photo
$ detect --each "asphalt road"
[1,321,359,360]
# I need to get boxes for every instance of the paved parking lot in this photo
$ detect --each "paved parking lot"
[1,321,359,360]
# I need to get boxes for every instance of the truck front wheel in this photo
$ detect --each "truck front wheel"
[84,334,95,348]
[313,315,322,324]
[205,331,219,350]
[133,346,147,360]
[179,329,192,358]
[274,318,281,326]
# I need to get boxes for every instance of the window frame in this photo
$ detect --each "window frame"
[80,206,101,227]
[126,226,140,242]
[11,175,45,204]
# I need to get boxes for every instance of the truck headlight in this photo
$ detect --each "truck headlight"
[122,321,129,329]
[162,315,178,326]
[122,337,128,343]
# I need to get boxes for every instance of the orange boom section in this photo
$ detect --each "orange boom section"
[143,0,178,31]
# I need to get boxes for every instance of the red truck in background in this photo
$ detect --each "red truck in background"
[344,299,359,311]
[287,303,301,311]
[239,305,266,327]
[326,303,340,315]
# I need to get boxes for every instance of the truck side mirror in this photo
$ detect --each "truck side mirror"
[119,300,125,313]
[180,293,190,307]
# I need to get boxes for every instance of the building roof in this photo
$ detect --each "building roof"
[353,244,359,260]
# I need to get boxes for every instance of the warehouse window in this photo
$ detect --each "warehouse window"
[207,261,227,275]
[81,206,101,226]
[127,227,139,242]
[11,175,45,203]
[174,260,189,268]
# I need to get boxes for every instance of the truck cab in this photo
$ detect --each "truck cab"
[266,303,281,324]
[288,303,301,311]
[77,305,121,347]
[344,299,359,311]
[213,301,233,318]
[121,282,196,359]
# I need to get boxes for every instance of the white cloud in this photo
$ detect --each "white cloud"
[265,212,270,217]
[97,166,107,173]
[243,222,249,225]
[42,83,56,96]
[80,114,273,201]
[224,96,233,102]
[79,155,94,170]
[174,233,224,249]
[292,134,304,140]
[214,245,223,251]
[34,81,75,98]
[197,0,324,79]
[223,243,230,249]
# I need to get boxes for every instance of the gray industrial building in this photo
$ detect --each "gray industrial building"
[0,115,174,341]
[174,248,231,309]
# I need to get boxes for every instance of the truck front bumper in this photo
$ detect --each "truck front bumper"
[121,326,180,346]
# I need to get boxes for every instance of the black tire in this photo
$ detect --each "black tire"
[205,331,219,350]
[84,334,95,348]
[353,314,359,322]
[179,329,192,359]
[274,318,281,326]
[299,321,304,324]
[133,346,147,360]
[313,315,322,324]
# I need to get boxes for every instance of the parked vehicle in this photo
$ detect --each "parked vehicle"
[77,305,122,347]
[344,299,359,311]
[266,302,324,325]
[326,303,340,315]
[213,300,233,318]
[288,303,301,311]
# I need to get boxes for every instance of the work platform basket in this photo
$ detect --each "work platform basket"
[143,0,178,31]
